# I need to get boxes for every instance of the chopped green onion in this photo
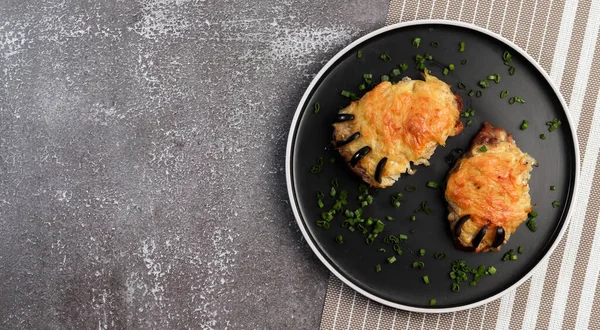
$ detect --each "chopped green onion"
[413,261,425,269]
[479,80,490,88]
[405,185,416,192]
[551,185,557,191]
[479,145,488,152]
[386,216,394,221]
[476,90,482,98]
[466,119,472,126]
[429,298,436,306]
[391,68,401,77]
[316,191,324,199]
[434,252,447,259]
[510,254,518,260]
[412,38,421,47]
[418,249,426,257]
[461,59,468,65]
[357,49,363,59]
[488,266,497,275]
[426,181,439,188]
[459,42,465,52]
[391,192,402,208]
[546,118,562,132]
[520,120,529,130]
[518,246,524,254]
[388,235,399,244]
[452,283,460,292]
[443,68,449,75]
[414,201,432,215]
[423,275,430,284]
[509,66,516,75]
[509,97,516,104]
[410,215,416,221]
[358,83,366,91]
[529,210,538,218]
[449,64,455,71]
[341,90,360,101]
[393,244,403,255]
[431,41,439,47]
[331,178,339,188]
[486,73,501,83]
[458,82,467,90]
[330,186,336,197]
[335,235,343,244]
[399,63,408,71]
[375,264,382,272]
[500,90,509,98]
[317,157,323,166]
[387,256,397,264]
[373,219,384,233]
[313,102,321,114]
[468,90,475,97]
[380,54,392,61]
[381,75,390,82]
[552,200,561,208]
[527,218,538,232]
[317,199,324,208]
[359,184,368,195]
[399,234,408,240]
[503,51,512,62]
[378,248,386,252]
[540,134,546,140]
[310,165,321,173]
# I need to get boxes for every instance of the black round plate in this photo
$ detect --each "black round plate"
[285,20,579,312]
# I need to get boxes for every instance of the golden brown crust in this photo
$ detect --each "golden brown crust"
[445,122,535,252]
[332,72,463,188]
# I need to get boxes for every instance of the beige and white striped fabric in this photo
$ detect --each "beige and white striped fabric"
[320,0,600,329]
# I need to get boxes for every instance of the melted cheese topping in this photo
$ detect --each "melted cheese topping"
[445,141,534,232]
[445,123,535,252]
[333,72,462,187]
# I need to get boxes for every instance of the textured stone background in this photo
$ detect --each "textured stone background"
[0,0,387,328]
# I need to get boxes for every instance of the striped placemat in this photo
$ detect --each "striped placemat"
[320,0,600,329]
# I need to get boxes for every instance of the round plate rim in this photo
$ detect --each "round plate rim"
[285,19,580,313]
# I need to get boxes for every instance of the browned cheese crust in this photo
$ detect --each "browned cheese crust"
[445,122,536,252]
[332,72,463,188]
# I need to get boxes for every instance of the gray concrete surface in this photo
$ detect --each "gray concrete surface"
[0,0,388,328]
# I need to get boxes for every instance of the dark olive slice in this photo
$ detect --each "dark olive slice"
[350,146,372,167]
[335,114,355,122]
[336,132,360,147]
[472,225,488,249]
[454,215,471,238]
[492,227,505,248]
[374,157,388,183]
